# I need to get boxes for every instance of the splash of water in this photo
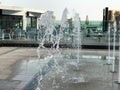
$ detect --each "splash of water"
[107,23,111,64]
[73,13,81,63]
[112,22,116,72]
[38,11,55,48]
[36,8,83,90]
[55,8,69,51]
[36,11,55,90]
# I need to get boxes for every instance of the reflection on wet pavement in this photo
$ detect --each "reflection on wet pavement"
[0,47,120,90]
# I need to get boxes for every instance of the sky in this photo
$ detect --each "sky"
[1,0,120,21]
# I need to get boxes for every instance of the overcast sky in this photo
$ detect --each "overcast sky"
[1,0,120,21]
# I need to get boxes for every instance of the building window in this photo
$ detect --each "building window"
[27,17,37,30]
[0,15,22,29]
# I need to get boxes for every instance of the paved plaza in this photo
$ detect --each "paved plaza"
[0,47,120,90]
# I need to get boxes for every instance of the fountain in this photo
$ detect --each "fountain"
[13,7,120,90]
[111,22,116,73]
[107,23,111,65]
[35,8,86,90]
[118,28,120,83]
[37,11,55,49]
[116,21,120,84]
[73,13,81,63]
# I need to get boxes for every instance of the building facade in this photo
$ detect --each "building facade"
[0,4,44,31]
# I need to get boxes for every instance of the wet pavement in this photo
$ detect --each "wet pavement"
[0,47,120,90]
[0,47,52,90]
[39,54,120,90]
